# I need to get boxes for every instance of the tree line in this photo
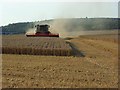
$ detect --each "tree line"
[1,18,119,35]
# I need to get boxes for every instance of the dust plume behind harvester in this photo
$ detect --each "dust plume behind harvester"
[26,24,59,37]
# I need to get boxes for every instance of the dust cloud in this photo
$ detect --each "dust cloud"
[49,18,118,38]
[26,28,36,35]
[49,19,85,38]
[49,19,69,37]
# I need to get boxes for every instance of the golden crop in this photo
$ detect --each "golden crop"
[2,35,72,56]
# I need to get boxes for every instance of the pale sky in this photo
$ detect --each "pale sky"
[0,0,118,26]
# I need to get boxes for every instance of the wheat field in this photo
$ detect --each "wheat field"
[2,35,72,56]
[2,34,118,88]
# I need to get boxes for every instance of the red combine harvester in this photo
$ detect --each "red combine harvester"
[26,24,59,37]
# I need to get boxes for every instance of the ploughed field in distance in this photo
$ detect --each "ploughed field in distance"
[2,34,118,88]
[2,35,72,56]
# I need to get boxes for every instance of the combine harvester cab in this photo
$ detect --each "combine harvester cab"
[26,24,59,37]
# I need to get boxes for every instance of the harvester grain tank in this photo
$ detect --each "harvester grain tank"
[26,24,59,37]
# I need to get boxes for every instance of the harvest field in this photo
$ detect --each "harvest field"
[2,34,118,88]
[2,35,72,56]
